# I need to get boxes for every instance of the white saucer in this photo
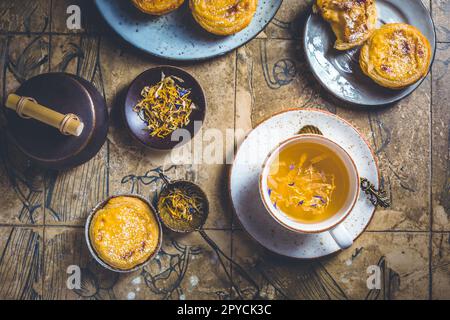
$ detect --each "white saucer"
[229,109,379,259]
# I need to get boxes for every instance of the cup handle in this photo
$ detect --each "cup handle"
[329,223,353,249]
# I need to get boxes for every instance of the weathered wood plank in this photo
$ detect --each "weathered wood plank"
[0,0,50,33]
[44,35,108,225]
[0,227,43,299]
[43,227,231,300]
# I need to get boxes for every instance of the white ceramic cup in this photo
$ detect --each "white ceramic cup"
[259,134,360,249]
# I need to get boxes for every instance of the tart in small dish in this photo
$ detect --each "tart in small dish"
[89,196,161,271]
[190,0,258,36]
[315,0,377,50]
[131,0,184,15]
[359,23,432,89]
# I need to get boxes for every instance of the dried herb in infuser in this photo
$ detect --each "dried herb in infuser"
[158,186,206,232]
[133,72,195,138]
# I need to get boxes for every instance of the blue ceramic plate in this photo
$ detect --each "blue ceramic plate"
[304,0,436,106]
[95,0,282,61]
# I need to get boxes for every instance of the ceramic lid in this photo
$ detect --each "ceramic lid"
[4,73,108,170]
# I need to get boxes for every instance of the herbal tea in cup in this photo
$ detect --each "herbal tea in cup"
[266,141,349,224]
[260,134,360,249]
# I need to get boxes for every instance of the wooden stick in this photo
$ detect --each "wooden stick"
[5,93,84,137]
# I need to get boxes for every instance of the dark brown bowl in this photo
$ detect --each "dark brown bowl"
[123,66,206,150]
[5,73,108,170]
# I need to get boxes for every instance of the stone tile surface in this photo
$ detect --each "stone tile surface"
[322,232,430,300]
[432,43,450,231]
[231,230,430,300]
[433,0,450,42]
[431,232,450,299]
[101,35,235,229]
[236,39,334,131]
[338,76,432,231]
[51,0,108,34]
[260,0,311,40]
[0,0,448,300]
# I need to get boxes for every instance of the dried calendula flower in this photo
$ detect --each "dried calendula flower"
[268,158,336,216]
[159,188,201,222]
[133,72,195,138]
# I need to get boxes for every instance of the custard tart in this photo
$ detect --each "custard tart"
[131,0,184,15]
[315,0,377,50]
[89,196,160,270]
[190,0,258,36]
[359,23,432,89]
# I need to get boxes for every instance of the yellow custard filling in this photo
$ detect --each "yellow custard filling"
[359,23,432,89]
[131,0,185,15]
[190,0,258,35]
[89,196,160,270]
[315,0,377,50]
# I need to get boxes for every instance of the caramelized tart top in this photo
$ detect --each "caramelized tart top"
[131,0,184,15]
[359,23,432,89]
[190,0,258,36]
[89,196,160,270]
[315,0,377,50]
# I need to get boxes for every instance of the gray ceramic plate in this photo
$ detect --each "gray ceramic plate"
[95,0,282,61]
[303,0,436,106]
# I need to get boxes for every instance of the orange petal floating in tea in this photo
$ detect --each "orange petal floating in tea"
[266,142,349,223]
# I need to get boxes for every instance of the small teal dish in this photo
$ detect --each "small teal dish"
[95,0,282,61]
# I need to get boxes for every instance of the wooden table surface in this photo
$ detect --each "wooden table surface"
[0,0,448,300]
